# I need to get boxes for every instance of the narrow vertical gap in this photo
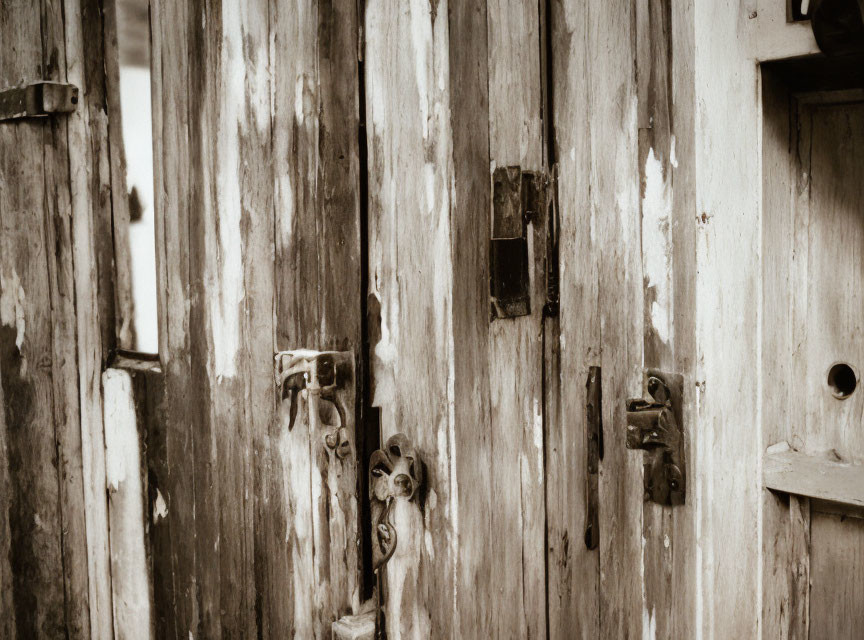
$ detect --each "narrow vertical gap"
[356,0,379,603]
[539,1,555,639]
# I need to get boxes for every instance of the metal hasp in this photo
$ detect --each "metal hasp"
[275,349,354,459]
[809,0,864,56]
[369,433,422,638]
[490,165,558,319]
[0,81,78,121]
[625,369,686,506]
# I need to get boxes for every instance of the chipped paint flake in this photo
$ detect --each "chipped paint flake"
[153,489,168,523]
[0,268,26,351]
[642,147,673,345]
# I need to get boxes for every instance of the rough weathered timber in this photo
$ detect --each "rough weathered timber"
[1,0,127,636]
[486,2,546,636]
[546,1,599,636]
[151,1,273,637]
[693,3,762,636]
[270,0,364,634]
[636,0,698,636]
[103,367,153,640]
[365,0,492,636]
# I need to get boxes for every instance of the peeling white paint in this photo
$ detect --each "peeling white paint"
[153,489,168,523]
[0,268,26,352]
[532,398,544,483]
[209,0,248,379]
[409,0,432,139]
[670,135,679,168]
[642,147,673,346]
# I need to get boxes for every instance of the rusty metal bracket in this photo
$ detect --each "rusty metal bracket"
[625,369,686,506]
[0,81,78,122]
[490,165,558,320]
[368,433,422,638]
[275,350,354,459]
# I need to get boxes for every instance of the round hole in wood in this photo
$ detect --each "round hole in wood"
[827,362,857,399]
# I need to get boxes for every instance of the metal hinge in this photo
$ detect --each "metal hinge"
[0,81,78,122]
[625,369,686,506]
[489,164,559,320]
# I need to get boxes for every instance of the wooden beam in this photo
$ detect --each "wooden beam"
[765,448,864,507]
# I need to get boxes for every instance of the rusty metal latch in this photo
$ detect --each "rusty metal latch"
[625,369,686,506]
[275,350,353,459]
[0,81,78,122]
[490,165,559,320]
[369,433,422,639]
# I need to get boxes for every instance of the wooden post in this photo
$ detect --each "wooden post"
[364,0,493,636]
[150,0,364,636]
[0,0,129,637]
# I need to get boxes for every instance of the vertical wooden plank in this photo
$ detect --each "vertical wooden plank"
[148,0,195,635]
[449,0,494,634]
[590,2,645,637]
[270,0,363,635]
[637,0,699,637]
[1,1,83,637]
[364,2,454,635]
[486,2,546,637]
[546,1,600,636]
[809,512,864,638]
[103,368,153,640]
[150,0,274,636]
[760,68,805,639]
[41,0,94,636]
[693,3,761,637]
[365,0,493,636]
[64,0,120,633]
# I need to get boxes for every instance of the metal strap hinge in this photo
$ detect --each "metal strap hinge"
[0,81,79,122]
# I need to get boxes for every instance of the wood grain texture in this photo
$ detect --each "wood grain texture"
[546,1,599,637]
[151,0,363,636]
[809,511,864,639]
[765,449,864,507]
[2,0,126,636]
[103,368,153,640]
[270,0,364,635]
[693,2,762,637]
[637,0,698,637]
[486,2,546,637]
[590,2,645,637]
[762,89,864,636]
[151,1,273,636]
[364,0,494,636]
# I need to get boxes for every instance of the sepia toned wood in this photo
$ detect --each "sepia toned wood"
[545,0,599,637]
[151,1,274,637]
[270,0,364,635]
[637,0,699,637]
[0,0,127,636]
[753,0,819,62]
[486,1,546,637]
[787,495,811,640]
[691,3,764,637]
[765,448,864,508]
[809,511,864,638]
[103,367,153,640]
[365,0,494,636]
[446,0,496,635]
[590,2,645,637]
[760,65,802,639]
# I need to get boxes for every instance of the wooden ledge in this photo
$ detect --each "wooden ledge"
[764,446,864,508]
